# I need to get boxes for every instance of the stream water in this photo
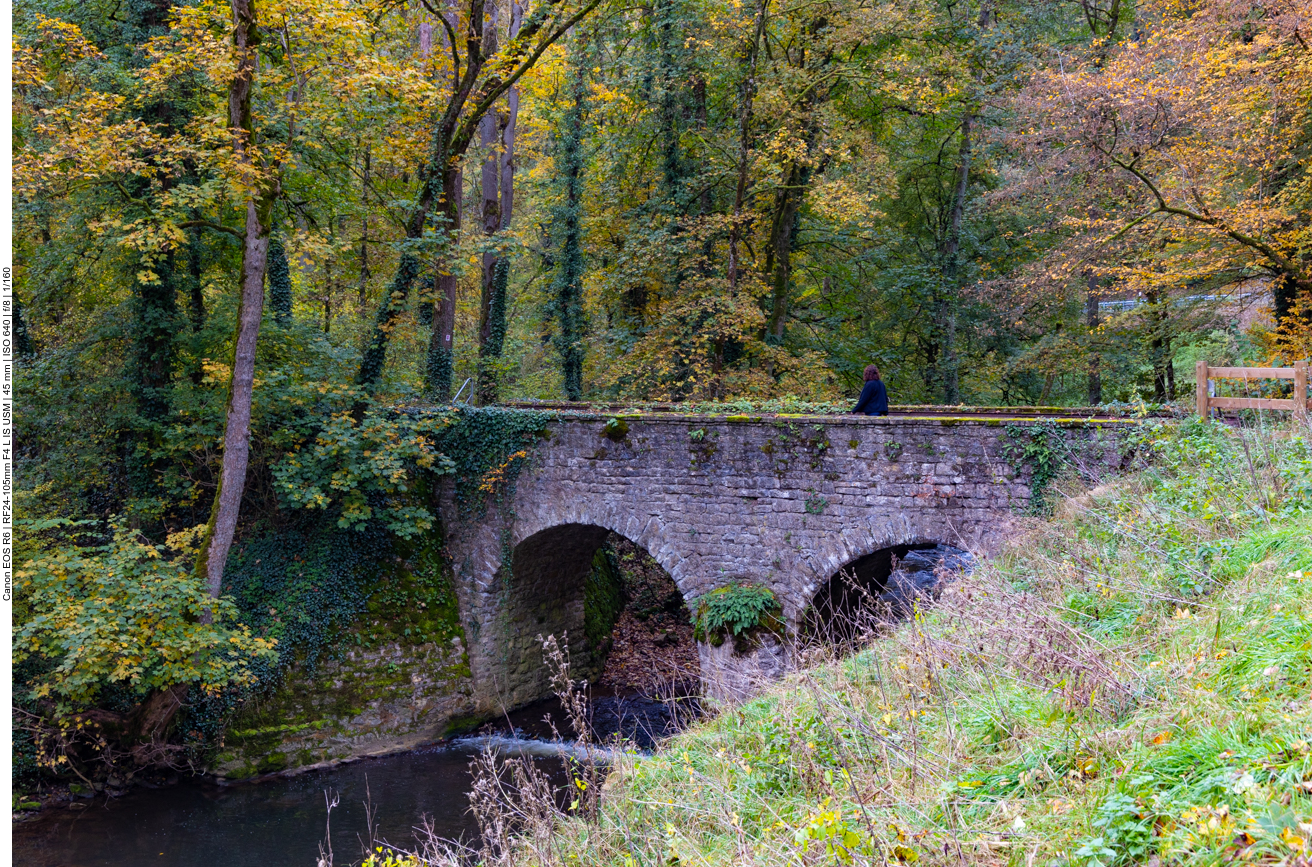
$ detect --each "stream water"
[13,693,691,867]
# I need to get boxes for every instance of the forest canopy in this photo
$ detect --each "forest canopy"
[15,0,1312,421]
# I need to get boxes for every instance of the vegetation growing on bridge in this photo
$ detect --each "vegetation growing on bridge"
[432,407,557,510]
[691,583,784,649]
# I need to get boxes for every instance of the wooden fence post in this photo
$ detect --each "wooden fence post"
[1196,360,1209,421]
[1296,360,1309,421]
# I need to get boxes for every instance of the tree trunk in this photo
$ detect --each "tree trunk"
[475,2,521,405]
[358,255,418,387]
[764,122,824,344]
[550,44,587,401]
[478,110,501,337]
[268,230,292,325]
[475,4,503,405]
[426,162,462,399]
[127,683,188,749]
[936,111,971,405]
[727,0,769,294]
[499,8,519,235]
[1271,272,1312,334]
[1085,275,1102,404]
[477,4,502,330]
[693,74,712,221]
[764,168,803,343]
[1146,289,1174,403]
[655,0,684,198]
[475,107,502,404]
[194,0,275,603]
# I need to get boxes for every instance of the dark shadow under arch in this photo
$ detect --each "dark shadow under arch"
[802,542,974,651]
[497,524,697,710]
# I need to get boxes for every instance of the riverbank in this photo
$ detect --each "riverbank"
[399,420,1312,867]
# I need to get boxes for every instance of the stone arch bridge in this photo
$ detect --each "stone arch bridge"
[434,409,1129,708]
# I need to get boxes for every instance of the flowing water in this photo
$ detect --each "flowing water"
[14,693,692,867]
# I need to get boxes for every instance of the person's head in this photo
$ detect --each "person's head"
[863,364,881,382]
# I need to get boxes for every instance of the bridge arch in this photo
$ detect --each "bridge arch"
[507,503,692,597]
[802,539,973,650]
[491,519,698,708]
[792,518,957,615]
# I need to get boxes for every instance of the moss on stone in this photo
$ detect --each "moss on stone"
[256,752,289,774]
[602,417,630,441]
[215,529,479,780]
[583,547,625,673]
[360,531,464,650]
[224,763,259,781]
[441,714,485,738]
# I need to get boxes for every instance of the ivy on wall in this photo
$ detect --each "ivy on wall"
[223,522,392,670]
[1004,422,1071,516]
[432,406,557,510]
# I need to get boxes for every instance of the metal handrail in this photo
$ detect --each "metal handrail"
[452,377,474,405]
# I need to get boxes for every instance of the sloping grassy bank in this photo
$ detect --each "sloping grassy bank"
[368,420,1312,867]
[548,421,1312,867]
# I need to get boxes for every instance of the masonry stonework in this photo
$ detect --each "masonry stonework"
[439,414,1126,708]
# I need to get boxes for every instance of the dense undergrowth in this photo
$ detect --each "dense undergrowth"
[11,404,554,789]
[365,419,1312,867]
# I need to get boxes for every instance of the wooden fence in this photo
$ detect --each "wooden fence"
[1195,360,1309,420]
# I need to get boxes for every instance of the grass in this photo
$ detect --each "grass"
[363,418,1312,867]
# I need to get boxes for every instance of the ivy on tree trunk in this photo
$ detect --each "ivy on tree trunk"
[548,41,588,401]
[475,0,521,406]
[268,231,293,325]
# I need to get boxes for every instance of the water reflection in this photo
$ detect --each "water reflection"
[15,745,497,867]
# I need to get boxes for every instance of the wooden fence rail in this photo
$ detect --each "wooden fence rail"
[1196,360,1309,420]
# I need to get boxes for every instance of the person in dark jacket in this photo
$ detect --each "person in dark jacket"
[852,364,889,416]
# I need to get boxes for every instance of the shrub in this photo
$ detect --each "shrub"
[13,522,278,714]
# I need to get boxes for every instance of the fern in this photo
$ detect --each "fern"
[692,583,782,646]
